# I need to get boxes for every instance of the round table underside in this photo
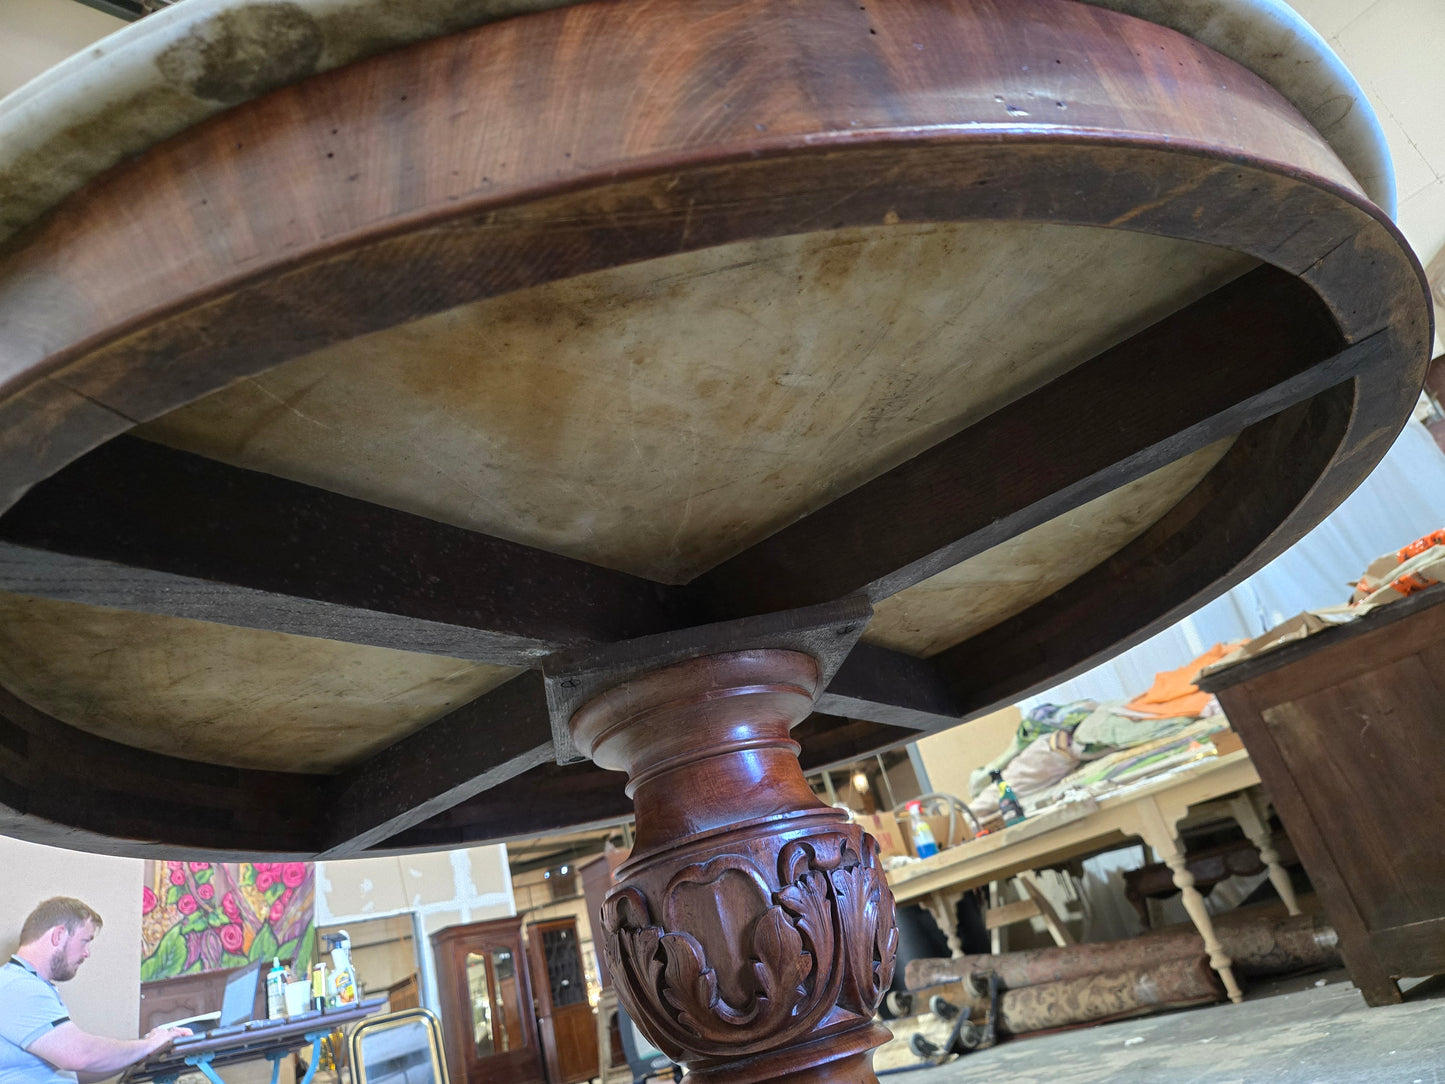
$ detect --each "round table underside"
[0,0,1429,858]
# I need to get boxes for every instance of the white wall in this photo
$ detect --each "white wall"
[0,835,143,1039]
[0,0,124,100]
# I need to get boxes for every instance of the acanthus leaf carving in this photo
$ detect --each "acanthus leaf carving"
[829,836,898,1016]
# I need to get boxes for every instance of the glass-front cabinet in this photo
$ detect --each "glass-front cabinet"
[433,918,545,1084]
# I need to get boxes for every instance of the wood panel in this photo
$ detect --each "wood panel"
[0,434,688,661]
[135,222,1250,584]
[1206,589,1445,1005]
[0,590,516,773]
[864,441,1230,656]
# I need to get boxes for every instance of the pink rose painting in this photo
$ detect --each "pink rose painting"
[140,861,316,981]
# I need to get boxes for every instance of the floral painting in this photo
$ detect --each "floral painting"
[141,861,316,981]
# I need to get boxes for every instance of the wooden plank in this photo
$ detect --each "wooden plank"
[935,389,1354,715]
[983,899,1042,931]
[0,436,690,665]
[795,714,922,774]
[815,643,960,733]
[319,671,554,857]
[372,760,636,854]
[695,267,1358,614]
[0,684,322,857]
[1373,917,1445,977]
[1212,682,1402,1005]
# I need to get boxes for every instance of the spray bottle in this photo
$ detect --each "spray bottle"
[324,930,358,1006]
[989,769,1025,826]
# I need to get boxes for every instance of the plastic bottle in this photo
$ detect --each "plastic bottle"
[266,958,287,1019]
[904,800,939,858]
[989,769,1025,826]
[311,961,328,1012]
[327,930,358,1006]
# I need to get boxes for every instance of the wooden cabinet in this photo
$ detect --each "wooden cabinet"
[432,918,545,1084]
[526,917,599,1084]
[1200,584,1445,1006]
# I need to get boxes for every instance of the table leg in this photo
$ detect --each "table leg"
[297,1032,328,1084]
[570,650,896,1084]
[266,1049,287,1084]
[1132,796,1244,1003]
[1019,874,1075,946]
[1227,790,1301,916]
[184,1054,226,1084]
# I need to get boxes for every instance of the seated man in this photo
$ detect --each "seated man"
[1,897,191,1084]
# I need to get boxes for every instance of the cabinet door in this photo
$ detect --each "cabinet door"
[526,918,599,1084]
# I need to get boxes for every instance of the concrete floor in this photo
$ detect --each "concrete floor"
[880,970,1445,1084]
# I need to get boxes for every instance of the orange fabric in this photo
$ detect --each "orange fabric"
[1398,529,1445,562]
[1125,642,1245,719]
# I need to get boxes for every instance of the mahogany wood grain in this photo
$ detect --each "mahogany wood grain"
[571,650,896,1084]
[0,0,1430,868]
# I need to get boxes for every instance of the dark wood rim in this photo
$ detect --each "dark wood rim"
[0,0,1430,857]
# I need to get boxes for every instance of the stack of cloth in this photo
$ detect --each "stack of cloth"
[967,644,1241,822]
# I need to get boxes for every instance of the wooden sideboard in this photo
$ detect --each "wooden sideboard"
[1200,583,1445,1005]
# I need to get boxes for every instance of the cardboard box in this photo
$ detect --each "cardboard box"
[856,812,910,862]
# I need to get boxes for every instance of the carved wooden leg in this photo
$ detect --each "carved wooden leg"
[570,650,897,1084]
[1132,796,1244,1003]
[1227,790,1301,916]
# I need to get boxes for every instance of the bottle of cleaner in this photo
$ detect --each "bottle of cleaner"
[989,769,1025,825]
[904,800,939,858]
[266,958,287,1019]
[325,930,358,1006]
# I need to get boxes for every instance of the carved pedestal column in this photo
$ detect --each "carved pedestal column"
[570,649,897,1084]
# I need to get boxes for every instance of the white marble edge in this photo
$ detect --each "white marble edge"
[0,0,1397,248]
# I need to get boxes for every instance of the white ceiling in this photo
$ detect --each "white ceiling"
[1,0,1442,345]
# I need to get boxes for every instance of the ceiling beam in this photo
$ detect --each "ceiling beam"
[694,265,1357,616]
[0,436,690,665]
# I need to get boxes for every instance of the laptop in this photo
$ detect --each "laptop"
[158,960,265,1041]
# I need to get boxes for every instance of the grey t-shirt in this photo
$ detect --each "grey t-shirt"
[0,957,76,1084]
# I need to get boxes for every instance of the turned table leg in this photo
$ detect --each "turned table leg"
[1132,796,1244,1003]
[1227,790,1301,916]
[569,649,897,1084]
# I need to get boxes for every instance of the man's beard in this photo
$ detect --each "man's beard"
[49,948,78,983]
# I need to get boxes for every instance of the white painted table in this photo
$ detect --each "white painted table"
[884,750,1299,1002]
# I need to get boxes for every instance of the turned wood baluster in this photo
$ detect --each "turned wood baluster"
[570,649,898,1084]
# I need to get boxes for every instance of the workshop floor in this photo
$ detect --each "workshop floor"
[879,969,1445,1084]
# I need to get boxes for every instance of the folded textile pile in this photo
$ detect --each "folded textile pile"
[1203,527,1445,677]
[967,645,1239,821]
